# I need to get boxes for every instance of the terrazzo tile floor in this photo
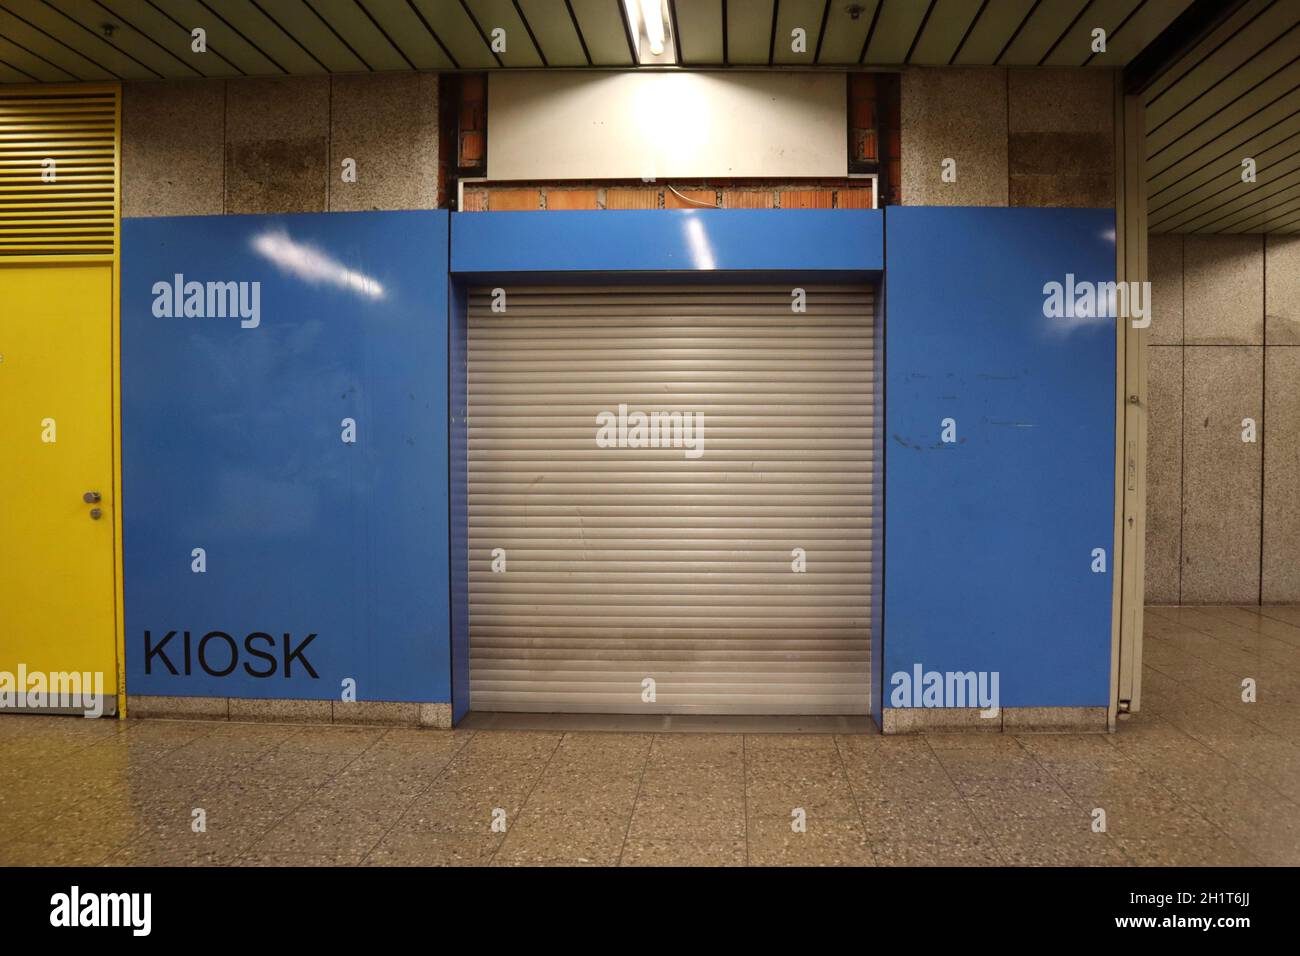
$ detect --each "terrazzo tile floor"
[2,606,1298,867]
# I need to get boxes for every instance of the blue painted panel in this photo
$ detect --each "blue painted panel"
[451,209,883,274]
[884,207,1116,708]
[122,211,450,702]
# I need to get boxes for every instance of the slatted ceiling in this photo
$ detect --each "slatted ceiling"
[259,0,368,73]
[1160,149,1300,227]
[1147,5,1300,130]
[517,0,588,67]
[464,0,543,67]
[1143,0,1270,102]
[1042,0,1138,67]
[305,0,407,71]
[907,0,982,67]
[0,34,72,82]
[1210,180,1300,232]
[1218,205,1279,233]
[48,1,199,79]
[1087,0,1194,66]
[1149,104,1300,198]
[0,0,1226,76]
[951,0,1035,64]
[355,0,453,70]
[726,0,775,65]
[1,0,155,79]
[1156,37,1300,150]
[156,0,293,75]
[1147,0,1300,235]
[467,283,874,716]
[862,0,929,65]
[568,0,634,65]
[998,0,1089,66]
[1152,142,1300,228]
[815,0,875,63]
[1260,213,1300,234]
[1152,148,1300,229]
[1242,202,1300,233]
[1150,61,1300,173]
[1215,174,1300,231]
[1261,218,1300,236]
[0,87,117,258]
[671,0,723,65]
[1151,134,1286,220]
[0,59,26,83]
[98,0,244,77]
[0,11,98,80]
[771,0,823,65]
[144,0,283,75]
[411,0,497,69]
[0,52,31,83]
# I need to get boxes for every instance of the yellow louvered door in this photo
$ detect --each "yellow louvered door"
[0,85,121,716]
[467,284,876,715]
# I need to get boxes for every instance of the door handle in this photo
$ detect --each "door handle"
[83,491,101,504]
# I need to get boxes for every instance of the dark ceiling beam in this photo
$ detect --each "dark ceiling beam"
[1123,0,1253,96]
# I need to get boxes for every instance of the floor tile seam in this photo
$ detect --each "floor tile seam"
[921,735,1009,865]
[613,736,656,867]
[356,730,481,864]
[486,732,566,866]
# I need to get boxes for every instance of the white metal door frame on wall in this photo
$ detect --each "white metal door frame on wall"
[1112,76,1150,728]
[466,281,877,715]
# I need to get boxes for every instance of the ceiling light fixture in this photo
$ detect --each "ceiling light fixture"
[640,0,665,56]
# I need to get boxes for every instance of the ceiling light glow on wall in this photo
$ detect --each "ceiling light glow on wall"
[251,229,385,300]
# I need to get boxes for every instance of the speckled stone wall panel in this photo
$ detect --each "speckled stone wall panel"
[228,698,333,724]
[882,708,1000,733]
[1000,707,1107,732]
[880,707,1107,733]
[1263,347,1300,603]
[1265,235,1300,344]
[329,73,439,212]
[1181,347,1263,604]
[1148,233,1184,345]
[1184,235,1265,345]
[224,76,329,215]
[123,80,225,217]
[1009,69,1114,134]
[128,696,452,728]
[1008,69,1115,208]
[128,695,228,720]
[1146,346,1183,604]
[900,68,1008,206]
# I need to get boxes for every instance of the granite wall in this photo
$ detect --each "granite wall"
[901,67,1115,208]
[123,73,439,217]
[1146,233,1300,605]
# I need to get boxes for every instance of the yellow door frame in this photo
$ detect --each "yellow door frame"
[0,82,124,717]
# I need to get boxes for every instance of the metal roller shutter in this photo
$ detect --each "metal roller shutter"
[468,283,875,714]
